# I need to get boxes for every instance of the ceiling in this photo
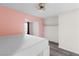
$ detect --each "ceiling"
[0,3,79,18]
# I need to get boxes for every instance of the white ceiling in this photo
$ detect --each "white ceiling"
[0,3,79,18]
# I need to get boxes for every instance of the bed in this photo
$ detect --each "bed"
[0,34,49,56]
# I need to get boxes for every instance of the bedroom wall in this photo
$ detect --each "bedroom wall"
[59,9,79,54]
[0,6,44,37]
[45,16,58,43]
[0,6,25,36]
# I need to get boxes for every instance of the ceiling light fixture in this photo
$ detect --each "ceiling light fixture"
[37,3,45,11]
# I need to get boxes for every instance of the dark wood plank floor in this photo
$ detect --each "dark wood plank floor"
[49,41,79,56]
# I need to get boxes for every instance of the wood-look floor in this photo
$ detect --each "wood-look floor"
[49,41,79,56]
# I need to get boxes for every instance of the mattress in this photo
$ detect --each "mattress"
[14,34,49,56]
[18,34,48,50]
[0,34,49,56]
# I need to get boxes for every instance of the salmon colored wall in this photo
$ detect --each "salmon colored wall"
[0,6,25,36]
[0,6,44,37]
[39,19,44,37]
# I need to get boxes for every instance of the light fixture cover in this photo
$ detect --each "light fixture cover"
[38,3,45,11]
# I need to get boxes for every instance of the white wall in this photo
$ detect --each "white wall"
[45,16,58,43]
[59,9,79,54]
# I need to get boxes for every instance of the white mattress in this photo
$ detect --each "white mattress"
[0,34,49,56]
[19,34,48,50]
[14,34,49,56]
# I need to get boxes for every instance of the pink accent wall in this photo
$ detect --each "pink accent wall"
[39,18,44,37]
[0,6,44,37]
[0,6,25,36]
